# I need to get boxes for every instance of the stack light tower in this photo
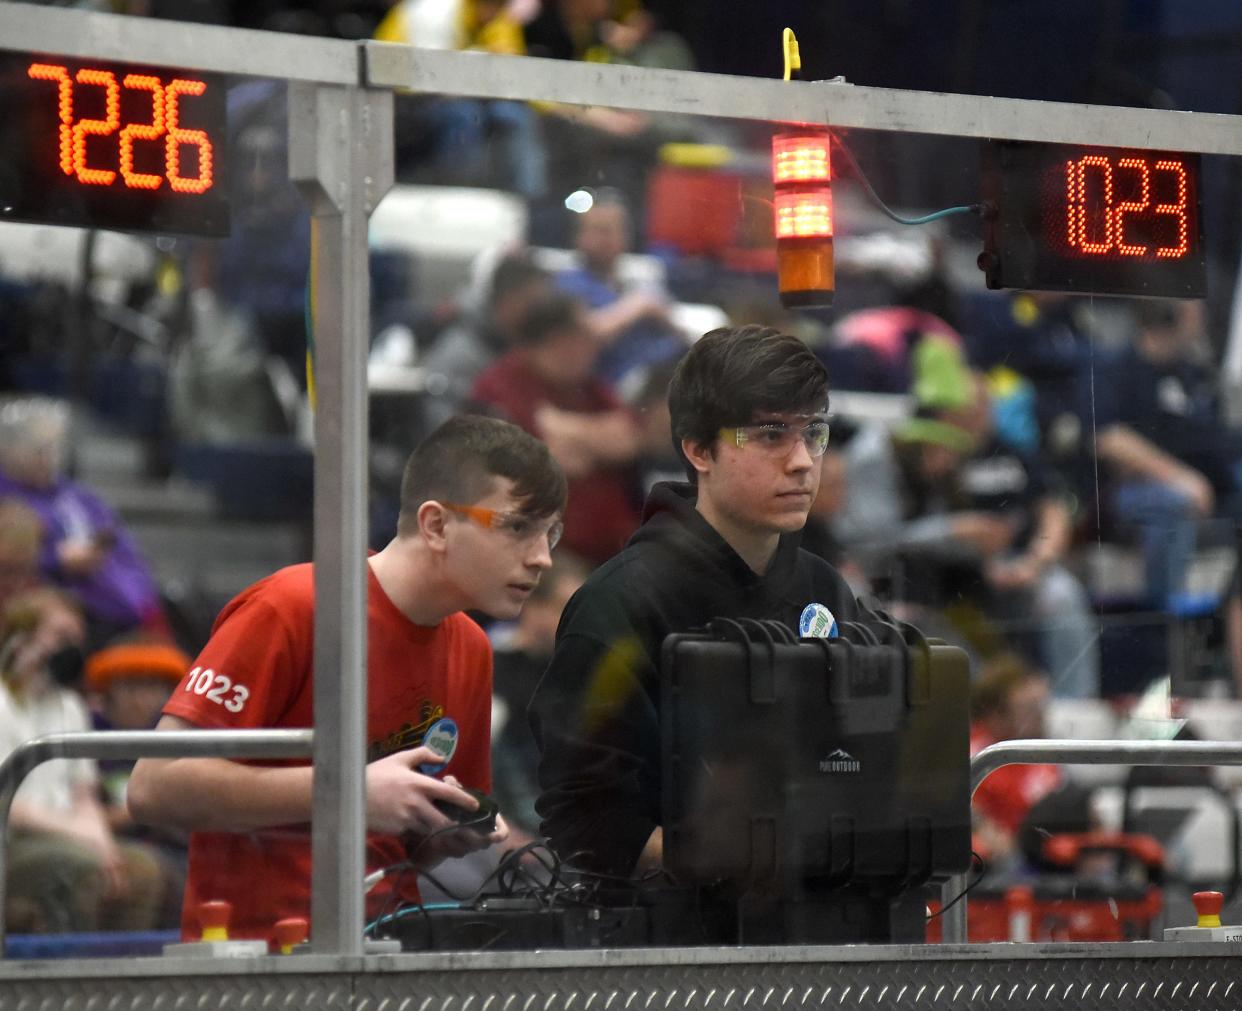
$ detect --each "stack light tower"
[772,130,834,309]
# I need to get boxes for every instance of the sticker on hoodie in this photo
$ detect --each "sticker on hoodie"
[418,717,459,773]
[799,603,838,639]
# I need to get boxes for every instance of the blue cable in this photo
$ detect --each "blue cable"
[366,901,465,936]
[831,132,982,226]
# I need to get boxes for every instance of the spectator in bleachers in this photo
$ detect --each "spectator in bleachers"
[524,2,693,245]
[84,638,190,930]
[1225,565,1242,698]
[963,291,1092,466]
[421,252,553,427]
[490,551,589,840]
[969,654,1062,871]
[834,366,1099,698]
[799,444,863,585]
[822,305,965,396]
[0,499,43,614]
[0,398,168,650]
[597,4,694,73]
[209,80,311,392]
[377,0,547,197]
[0,589,165,933]
[1093,299,1242,610]
[555,191,687,386]
[630,359,684,496]
[471,292,641,564]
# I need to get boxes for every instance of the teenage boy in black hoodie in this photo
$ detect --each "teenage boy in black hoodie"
[529,325,866,878]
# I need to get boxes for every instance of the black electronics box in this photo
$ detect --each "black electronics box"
[660,616,971,943]
[384,890,715,951]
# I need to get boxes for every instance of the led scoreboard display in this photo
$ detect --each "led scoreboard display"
[981,140,1206,298]
[0,52,228,237]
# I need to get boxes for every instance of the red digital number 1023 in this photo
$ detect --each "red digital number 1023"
[1064,155,1189,259]
[27,63,213,194]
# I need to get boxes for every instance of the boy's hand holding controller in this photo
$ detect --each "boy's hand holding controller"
[365,717,508,867]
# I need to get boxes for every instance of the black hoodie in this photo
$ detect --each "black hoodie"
[529,482,865,877]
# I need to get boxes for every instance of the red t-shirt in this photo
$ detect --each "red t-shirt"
[471,351,639,564]
[969,725,1061,836]
[163,562,493,944]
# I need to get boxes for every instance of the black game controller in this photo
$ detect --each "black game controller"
[433,787,499,834]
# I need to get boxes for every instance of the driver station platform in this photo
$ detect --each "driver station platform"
[2,943,1242,1010]
[3,5,1242,1009]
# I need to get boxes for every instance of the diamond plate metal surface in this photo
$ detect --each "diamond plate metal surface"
[0,974,351,1011]
[353,957,1241,1011]
[1,956,1240,1011]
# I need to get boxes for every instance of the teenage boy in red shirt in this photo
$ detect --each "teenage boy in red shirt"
[130,415,567,943]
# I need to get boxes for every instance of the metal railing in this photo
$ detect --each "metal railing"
[0,729,314,956]
[941,739,1242,944]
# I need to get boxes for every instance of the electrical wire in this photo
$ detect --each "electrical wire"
[368,820,494,934]
[304,217,317,410]
[925,851,988,921]
[779,24,975,226]
[365,841,674,942]
[367,841,565,937]
[830,131,983,226]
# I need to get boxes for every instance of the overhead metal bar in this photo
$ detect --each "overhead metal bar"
[365,42,1242,156]
[0,4,359,83]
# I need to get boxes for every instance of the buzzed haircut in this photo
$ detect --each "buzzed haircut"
[667,325,830,478]
[513,292,584,348]
[397,415,567,535]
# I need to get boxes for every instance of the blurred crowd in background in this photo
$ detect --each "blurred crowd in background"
[1,0,1242,938]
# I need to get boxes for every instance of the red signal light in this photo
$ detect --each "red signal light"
[772,130,834,308]
[775,190,833,239]
[772,133,830,184]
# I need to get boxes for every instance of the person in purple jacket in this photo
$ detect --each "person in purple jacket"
[0,397,167,650]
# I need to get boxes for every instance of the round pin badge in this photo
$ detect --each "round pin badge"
[418,717,459,774]
[799,603,839,639]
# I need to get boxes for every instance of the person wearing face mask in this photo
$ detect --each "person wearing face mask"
[0,398,168,649]
[0,589,164,933]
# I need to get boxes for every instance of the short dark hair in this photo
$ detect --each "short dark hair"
[970,653,1039,722]
[513,292,584,348]
[578,187,630,219]
[397,415,567,535]
[489,253,547,308]
[667,325,829,478]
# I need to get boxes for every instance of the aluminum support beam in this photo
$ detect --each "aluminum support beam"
[0,729,313,955]
[288,81,394,957]
[0,4,358,83]
[941,739,1242,944]
[364,43,1242,156]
